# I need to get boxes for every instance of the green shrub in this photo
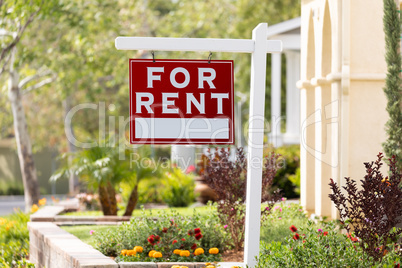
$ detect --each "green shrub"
[160,167,195,207]
[268,145,300,198]
[260,201,309,244]
[0,210,32,267]
[257,221,402,268]
[94,227,125,257]
[136,178,165,205]
[0,181,24,196]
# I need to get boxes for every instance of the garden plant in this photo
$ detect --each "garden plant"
[329,153,402,263]
[94,204,229,262]
[203,147,282,251]
[0,198,46,267]
[257,221,401,267]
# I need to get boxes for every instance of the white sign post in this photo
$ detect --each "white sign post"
[115,23,282,268]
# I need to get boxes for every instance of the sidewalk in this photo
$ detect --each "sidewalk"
[0,194,69,216]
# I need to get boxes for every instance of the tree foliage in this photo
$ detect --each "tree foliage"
[1,0,301,151]
[382,0,402,169]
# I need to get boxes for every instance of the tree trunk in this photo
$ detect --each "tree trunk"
[98,184,112,215]
[106,181,118,215]
[63,95,78,195]
[98,182,118,216]
[124,184,138,216]
[7,48,40,212]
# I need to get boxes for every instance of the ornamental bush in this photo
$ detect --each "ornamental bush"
[203,147,281,251]
[329,153,402,262]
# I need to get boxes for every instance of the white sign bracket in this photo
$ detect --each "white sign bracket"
[115,23,282,268]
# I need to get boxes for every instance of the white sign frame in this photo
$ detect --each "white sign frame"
[115,23,282,268]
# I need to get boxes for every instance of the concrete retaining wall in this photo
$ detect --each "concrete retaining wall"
[28,222,118,268]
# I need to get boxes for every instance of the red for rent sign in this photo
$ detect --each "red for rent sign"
[129,59,234,144]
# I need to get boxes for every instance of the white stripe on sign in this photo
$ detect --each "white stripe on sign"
[135,118,229,139]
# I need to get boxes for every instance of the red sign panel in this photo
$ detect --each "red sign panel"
[129,59,234,144]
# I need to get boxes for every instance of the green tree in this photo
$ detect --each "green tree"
[383,0,402,169]
[51,143,133,215]
[0,0,58,210]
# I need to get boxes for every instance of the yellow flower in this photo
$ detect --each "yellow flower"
[121,250,127,256]
[209,248,219,254]
[127,250,136,256]
[134,246,143,253]
[194,248,204,256]
[5,221,15,231]
[180,250,190,257]
[31,204,39,213]
[38,198,46,206]
[153,251,162,258]
[0,218,7,225]
[173,249,182,255]
[148,250,156,257]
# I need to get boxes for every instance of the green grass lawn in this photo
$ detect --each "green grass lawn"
[62,201,310,246]
[62,205,214,217]
[61,225,119,247]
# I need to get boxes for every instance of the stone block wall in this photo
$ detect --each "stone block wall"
[28,222,118,268]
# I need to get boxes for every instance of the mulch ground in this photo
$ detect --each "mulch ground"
[110,250,244,263]
[221,249,244,262]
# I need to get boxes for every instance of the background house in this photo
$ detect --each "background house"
[299,0,389,218]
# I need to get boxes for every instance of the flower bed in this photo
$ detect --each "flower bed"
[28,203,244,268]
[92,206,230,264]
[259,221,402,267]
[28,221,243,268]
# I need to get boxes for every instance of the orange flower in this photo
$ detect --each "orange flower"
[381,177,390,186]
[134,246,143,253]
[120,250,127,256]
[209,248,219,254]
[152,251,162,258]
[173,249,182,255]
[180,250,190,257]
[148,250,156,257]
[194,248,204,256]
[31,204,39,213]
[126,250,136,256]
[38,198,46,206]
[5,221,15,231]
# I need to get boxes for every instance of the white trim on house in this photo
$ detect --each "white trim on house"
[268,17,301,147]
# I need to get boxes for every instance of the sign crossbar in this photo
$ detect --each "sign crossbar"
[116,36,282,54]
[115,23,282,268]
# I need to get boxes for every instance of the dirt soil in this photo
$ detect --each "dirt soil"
[221,249,244,262]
